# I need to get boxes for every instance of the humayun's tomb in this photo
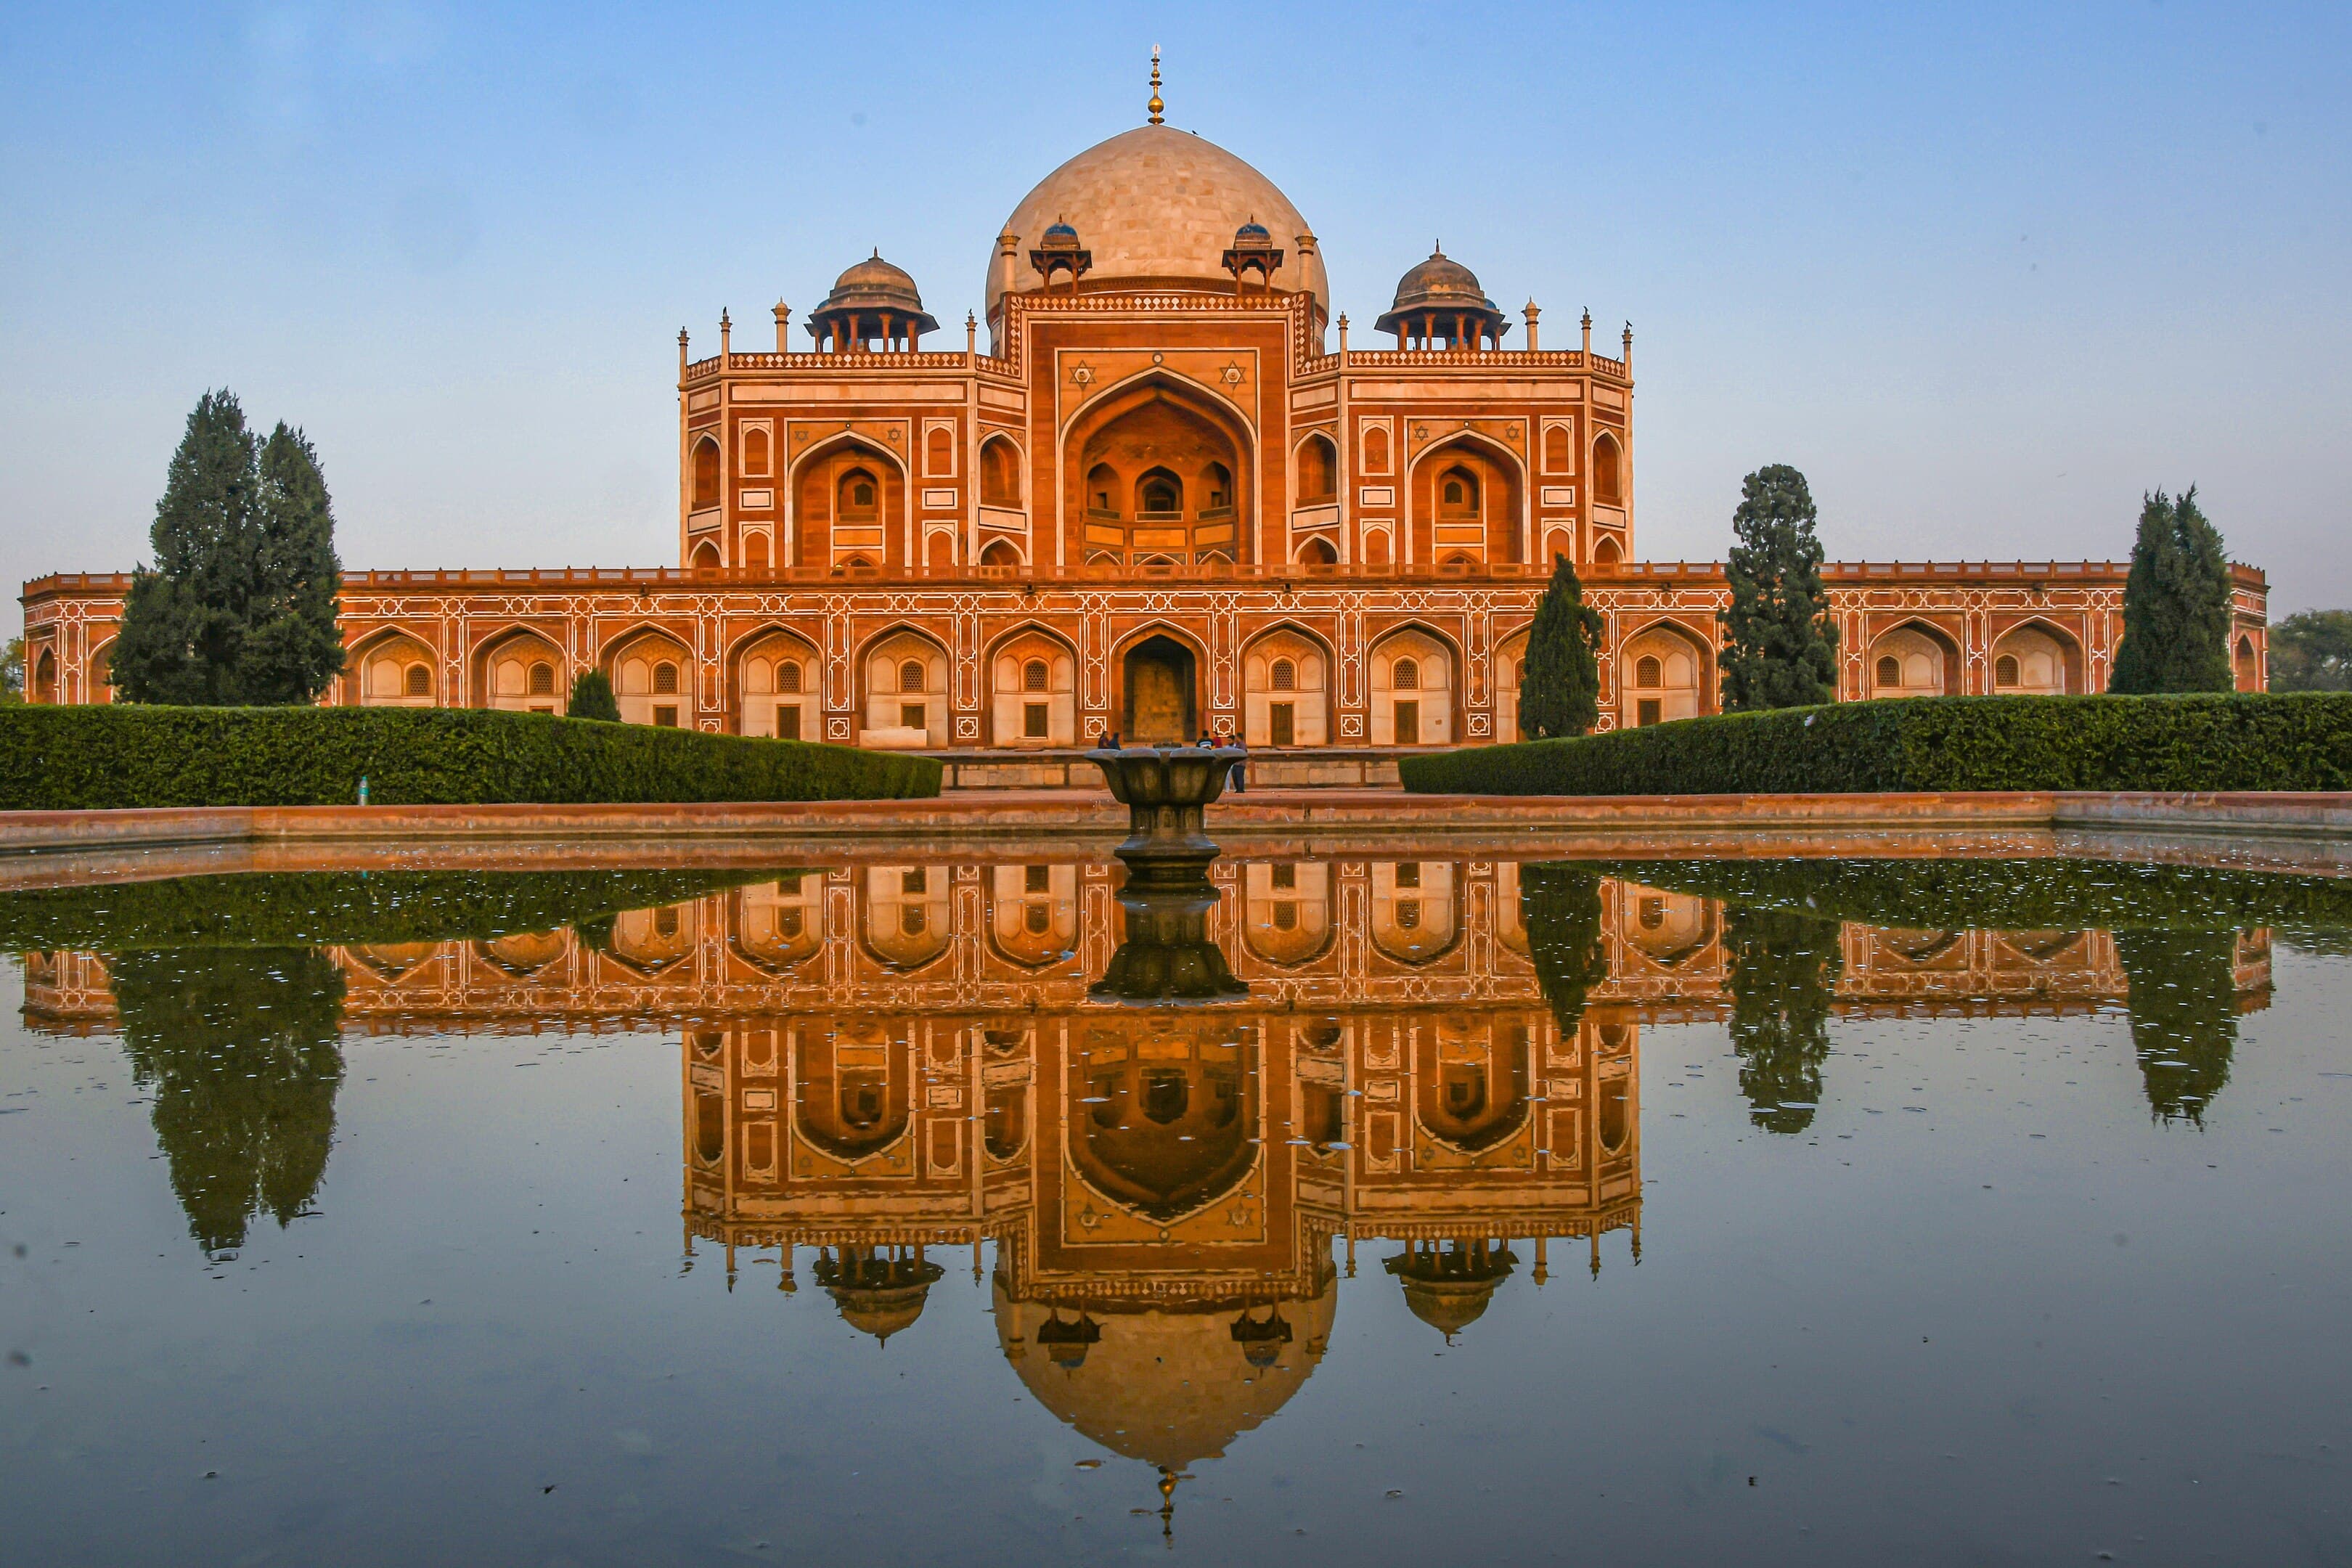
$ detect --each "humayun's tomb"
[19,68,2271,774]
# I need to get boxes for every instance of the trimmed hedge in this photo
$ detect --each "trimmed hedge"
[0,705,940,809]
[1585,856,2352,934]
[0,867,804,951]
[1399,693,2352,796]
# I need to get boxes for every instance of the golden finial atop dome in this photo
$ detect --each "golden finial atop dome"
[1147,45,1164,125]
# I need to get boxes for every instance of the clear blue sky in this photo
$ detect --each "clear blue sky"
[4,1,2346,623]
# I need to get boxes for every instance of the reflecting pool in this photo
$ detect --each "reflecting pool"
[4,852,2350,1564]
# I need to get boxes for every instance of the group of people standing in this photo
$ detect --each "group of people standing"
[1088,726,1249,793]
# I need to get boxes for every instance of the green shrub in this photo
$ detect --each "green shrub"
[1399,693,2352,796]
[0,705,940,809]
[0,867,800,951]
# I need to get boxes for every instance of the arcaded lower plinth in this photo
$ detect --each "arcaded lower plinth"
[1087,746,1233,883]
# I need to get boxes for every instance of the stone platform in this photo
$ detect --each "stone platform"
[0,791,2348,889]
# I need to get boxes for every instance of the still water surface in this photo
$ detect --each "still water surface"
[4,854,2350,1564]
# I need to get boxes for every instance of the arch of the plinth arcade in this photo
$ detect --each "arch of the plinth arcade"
[600,626,695,728]
[730,626,822,740]
[601,899,698,979]
[1990,617,2083,696]
[858,627,952,750]
[790,435,912,571]
[1405,431,1527,568]
[1063,375,1255,568]
[1413,1013,1536,1162]
[474,928,570,980]
[348,625,442,709]
[1617,883,1719,971]
[791,1018,916,1170]
[1112,621,1209,746]
[1367,625,1458,747]
[1067,1016,1261,1223]
[472,626,567,714]
[983,1077,1032,1164]
[729,876,825,973]
[1370,860,1463,967]
[1241,859,1335,967]
[859,863,953,972]
[1240,624,1332,748]
[986,624,1080,748]
[1493,627,1532,744]
[984,861,1079,970]
[1616,618,1712,729]
[1865,617,1963,699]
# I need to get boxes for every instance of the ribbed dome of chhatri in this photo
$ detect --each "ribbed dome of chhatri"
[1374,246,1510,344]
[819,250,934,321]
[987,125,1328,322]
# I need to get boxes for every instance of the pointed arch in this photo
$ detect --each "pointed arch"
[1615,617,1712,727]
[1866,617,1961,698]
[730,624,823,739]
[857,624,951,748]
[984,621,1080,746]
[1241,621,1334,748]
[1367,622,1461,746]
[1990,616,2083,696]
[785,428,915,571]
[1059,369,1258,568]
[601,623,695,727]
[348,624,442,709]
[1404,428,1529,566]
[473,623,568,714]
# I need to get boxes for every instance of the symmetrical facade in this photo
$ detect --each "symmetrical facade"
[20,94,2271,750]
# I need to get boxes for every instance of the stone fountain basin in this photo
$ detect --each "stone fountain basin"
[1086,746,1234,808]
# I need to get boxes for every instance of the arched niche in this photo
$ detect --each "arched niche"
[1116,627,1203,746]
[988,627,1078,747]
[735,629,821,740]
[982,1079,1029,1163]
[33,645,57,704]
[476,629,565,714]
[979,537,1024,568]
[1408,435,1524,566]
[1413,1015,1531,1154]
[1991,621,2078,695]
[859,863,951,971]
[1368,627,1455,746]
[1242,859,1333,965]
[1371,860,1461,965]
[1241,626,1331,748]
[1591,430,1625,506]
[1063,375,1253,568]
[1617,621,1708,728]
[1591,533,1623,565]
[1293,535,1338,565]
[986,862,1077,968]
[791,437,907,570]
[859,629,949,748]
[603,900,696,978]
[352,629,438,709]
[690,539,722,571]
[605,629,693,727]
[2235,632,2261,692]
[1068,1018,1257,1222]
[1868,621,1959,699]
[979,434,1023,508]
[84,638,115,704]
[1493,629,1530,743]
[1294,431,1337,505]
[793,1018,912,1163]
[690,435,721,510]
[1618,884,1717,968]
[731,878,825,973]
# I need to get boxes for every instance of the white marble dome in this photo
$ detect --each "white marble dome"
[987,124,1328,322]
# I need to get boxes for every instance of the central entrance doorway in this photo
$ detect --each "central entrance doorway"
[1122,634,1197,745]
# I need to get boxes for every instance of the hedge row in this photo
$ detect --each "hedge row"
[0,705,941,809]
[1399,693,2352,796]
[0,867,806,951]
[1585,856,2352,934]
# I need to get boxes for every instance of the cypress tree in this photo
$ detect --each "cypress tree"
[1724,905,1843,1135]
[240,424,346,703]
[2109,488,2234,693]
[567,669,621,722]
[113,391,259,705]
[1718,464,1839,710]
[1517,552,1604,738]
[110,392,345,705]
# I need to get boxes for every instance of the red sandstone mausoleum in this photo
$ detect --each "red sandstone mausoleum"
[19,63,2270,778]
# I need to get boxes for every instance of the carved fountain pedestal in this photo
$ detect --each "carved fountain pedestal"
[1085,746,1248,1003]
[1087,745,1233,886]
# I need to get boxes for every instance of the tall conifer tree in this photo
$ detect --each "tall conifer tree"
[1718,464,1839,710]
[111,392,344,705]
[2108,487,2234,694]
[1517,552,1604,738]
[243,424,347,703]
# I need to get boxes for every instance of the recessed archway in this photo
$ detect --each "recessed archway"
[1119,629,1201,745]
[605,629,694,727]
[859,629,949,748]
[735,628,822,739]
[476,627,565,714]
[352,629,438,709]
[1241,625,1331,747]
[988,625,1079,746]
[1867,621,1959,698]
[1406,433,1525,566]
[1368,626,1455,746]
[1991,621,2078,695]
[1063,375,1253,568]
[1617,621,1709,727]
